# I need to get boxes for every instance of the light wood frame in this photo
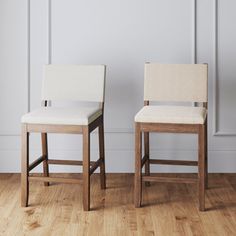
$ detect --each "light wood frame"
[21,101,106,211]
[134,101,208,211]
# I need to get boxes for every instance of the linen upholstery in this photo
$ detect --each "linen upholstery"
[144,63,208,102]
[135,105,207,124]
[21,106,102,125]
[42,65,106,102]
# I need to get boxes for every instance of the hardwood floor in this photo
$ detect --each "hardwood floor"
[0,173,236,235]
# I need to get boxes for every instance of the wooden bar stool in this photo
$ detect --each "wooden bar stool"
[21,65,106,211]
[134,63,208,211]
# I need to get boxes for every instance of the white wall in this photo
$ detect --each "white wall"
[1,0,236,173]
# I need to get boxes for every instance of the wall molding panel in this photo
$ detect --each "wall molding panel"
[0,0,28,136]
[213,0,236,136]
[27,0,31,113]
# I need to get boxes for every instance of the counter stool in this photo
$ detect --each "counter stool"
[134,63,208,211]
[21,64,106,211]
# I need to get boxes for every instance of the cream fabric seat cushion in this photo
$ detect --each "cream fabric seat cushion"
[21,106,102,125]
[135,105,207,124]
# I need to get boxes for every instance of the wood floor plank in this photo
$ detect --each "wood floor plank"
[0,173,236,235]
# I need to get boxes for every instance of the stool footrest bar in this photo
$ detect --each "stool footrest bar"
[29,176,82,184]
[149,159,198,166]
[47,159,96,166]
[142,176,198,184]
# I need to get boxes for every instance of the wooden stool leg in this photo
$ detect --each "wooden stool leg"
[21,124,29,207]
[83,127,90,211]
[144,132,150,187]
[205,121,208,189]
[99,122,106,189]
[134,123,142,207]
[198,124,206,211]
[41,133,49,186]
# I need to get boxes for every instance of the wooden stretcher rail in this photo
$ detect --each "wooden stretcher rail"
[29,176,82,184]
[141,155,148,168]
[142,176,198,184]
[89,159,102,175]
[149,159,198,166]
[29,155,46,171]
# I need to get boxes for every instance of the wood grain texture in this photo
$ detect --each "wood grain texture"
[29,176,82,184]
[139,122,199,133]
[205,118,208,189]
[98,121,106,189]
[83,126,90,211]
[41,133,49,186]
[1,173,236,235]
[27,124,83,134]
[144,132,150,187]
[198,124,206,211]
[149,159,198,166]
[28,156,45,171]
[134,123,142,207]
[41,101,49,186]
[142,176,198,184]
[47,159,84,166]
[144,101,150,187]
[21,124,29,207]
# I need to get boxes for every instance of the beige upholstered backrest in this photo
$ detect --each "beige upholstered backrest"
[42,65,106,102]
[144,63,208,102]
